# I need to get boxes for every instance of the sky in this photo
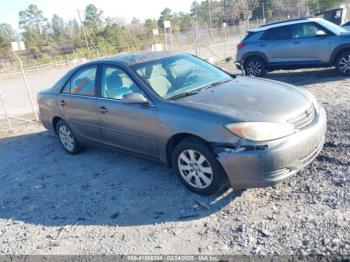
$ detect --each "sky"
[0,0,194,31]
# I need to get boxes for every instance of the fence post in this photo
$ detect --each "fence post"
[0,91,13,132]
[12,51,39,121]
[224,25,227,60]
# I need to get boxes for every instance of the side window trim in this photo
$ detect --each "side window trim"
[59,65,98,97]
[292,22,333,39]
[261,25,292,41]
[99,63,145,101]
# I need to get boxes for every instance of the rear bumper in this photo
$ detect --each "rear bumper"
[235,61,242,70]
[216,107,327,189]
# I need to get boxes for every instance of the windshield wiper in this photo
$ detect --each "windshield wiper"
[168,89,202,100]
[199,79,232,92]
[168,79,232,101]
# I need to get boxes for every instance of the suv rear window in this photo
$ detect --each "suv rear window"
[242,31,256,41]
[261,26,292,40]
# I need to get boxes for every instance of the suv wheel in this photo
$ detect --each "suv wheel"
[56,120,82,154]
[336,51,350,76]
[172,137,227,195]
[244,57,266,77]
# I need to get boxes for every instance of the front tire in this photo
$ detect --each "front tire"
[244,57,267,77]
[56,120,82,155]
[336,51,350,76]
[172,137,227,195]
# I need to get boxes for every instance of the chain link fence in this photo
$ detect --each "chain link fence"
[0,1,348,133]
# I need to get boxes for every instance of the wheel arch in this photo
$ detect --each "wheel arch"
[330,44,350,65]
[52,116,63,134]
[165,133,211,167]
[242,52,268,66]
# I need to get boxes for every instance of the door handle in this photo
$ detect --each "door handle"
[98,106,108,113]
[59,100,66,106]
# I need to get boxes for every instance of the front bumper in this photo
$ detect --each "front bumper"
[216,107,327,189]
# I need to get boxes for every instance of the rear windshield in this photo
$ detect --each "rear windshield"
[242,32,256,42]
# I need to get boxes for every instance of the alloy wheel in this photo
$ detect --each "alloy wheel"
[58,125,75,152]
[177,149,213,189]
[339,54,350,74]
[246,61,263,76]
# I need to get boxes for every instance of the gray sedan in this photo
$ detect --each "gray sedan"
[38,52,327,195]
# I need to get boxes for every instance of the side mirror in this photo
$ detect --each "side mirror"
[122,92,149,105]
[315,30,327,37]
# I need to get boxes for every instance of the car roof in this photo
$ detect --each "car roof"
[248,17,324,33]
[100,51,184,66]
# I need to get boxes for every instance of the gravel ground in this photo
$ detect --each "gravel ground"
[0,67,349,255]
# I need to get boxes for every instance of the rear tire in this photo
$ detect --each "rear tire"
[335,51,350,76]
[56,120,82,155]
[172,137,228,195]
[244,57,267,77]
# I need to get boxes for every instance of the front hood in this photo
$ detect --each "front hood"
[176,76,313,123]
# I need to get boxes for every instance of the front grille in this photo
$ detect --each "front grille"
[287,105,315,129]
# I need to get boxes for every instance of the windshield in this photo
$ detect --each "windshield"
[132,54,232,99]
[317,19,348,35]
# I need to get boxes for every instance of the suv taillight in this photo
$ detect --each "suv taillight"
[236,43,246,49]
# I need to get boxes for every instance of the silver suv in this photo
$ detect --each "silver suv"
[235,18,350,77]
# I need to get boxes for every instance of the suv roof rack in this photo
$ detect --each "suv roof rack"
[259,17,311,28]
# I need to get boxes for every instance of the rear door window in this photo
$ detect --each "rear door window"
[261,25,292,40]
[66,66,97,96]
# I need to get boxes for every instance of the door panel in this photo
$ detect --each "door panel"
[289,22,332,63]
[97,99,159,157]
[260,40,293,63]
[57,95,101,142]
[97,65,160,158]
[260,25,293,63]
[57,65,101,143]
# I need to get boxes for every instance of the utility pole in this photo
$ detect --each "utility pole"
[262,2,265,23]
[193,6,200,56]
[224,24,227,60]
[77,9,92,59]
[208,0,212,39]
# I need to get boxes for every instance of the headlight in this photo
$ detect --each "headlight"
[225,122,296,142]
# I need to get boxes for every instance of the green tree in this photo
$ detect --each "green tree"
[84,4,104,34]
[0,23,16,52]
[158,8,173,29]
[178,12,193,31]
[309,0,342,14]
[145,18,158,30]
[100,23,138,52]
[51,14,65,39]
[190,0,224,28]
[18,4,50,51]
[66,19,83,47]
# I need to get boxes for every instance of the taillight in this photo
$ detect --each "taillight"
[236,43,246,49]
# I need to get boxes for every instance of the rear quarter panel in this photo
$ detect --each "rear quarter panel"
[38,90,59,133]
